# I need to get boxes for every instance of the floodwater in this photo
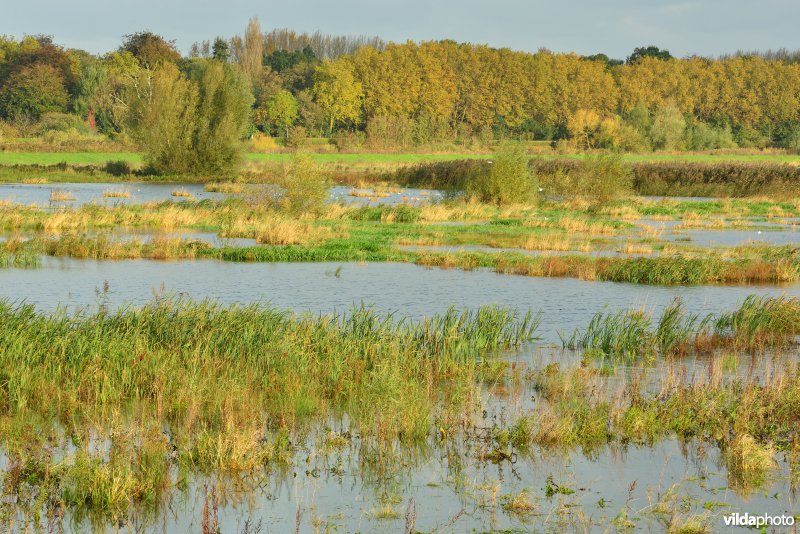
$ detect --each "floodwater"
[0,182,224,205]
[1,197,799,531]
[663,227,799,247]
[159,433,797,533]
[0,182,444,207]
[2,258,798,345]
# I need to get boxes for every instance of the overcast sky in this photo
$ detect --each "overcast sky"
[2,0,798,59]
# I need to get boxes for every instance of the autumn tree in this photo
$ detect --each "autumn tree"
[313,59,363,134]
[120,32,181,68]
[239,17,263,86]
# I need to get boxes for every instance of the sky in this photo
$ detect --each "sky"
[2,0,799,59]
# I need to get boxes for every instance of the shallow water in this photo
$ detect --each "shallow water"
[397,243,650,258]
[155,436,796,533]
[2,256,800,531]
[0,182,225,205]
[0,182,443,207]
[2,258,798,344]
[664,227,800,247]
[329,185,443,206]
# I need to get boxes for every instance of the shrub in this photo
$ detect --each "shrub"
[538,154,631,202]
[630,161,800,196]
[685,123,737,150]
[129,61,253,176]
[37,112,91,135]
[250,131,279,151]
[104,160,133,177]
[332,130,365,152]
[467,143,537,205]
[0,120,18,141]
[279,151,329,213]
[387,159,489,191]
[285,125,308,148]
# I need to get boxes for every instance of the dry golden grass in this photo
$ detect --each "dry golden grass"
[523,216,617,235]
[49,189,76,202]
[638,223,665,238]
[605,205,640,220]
[348,190,390,198]
[204,182,246,194]
[21,177,48,184]
[221,216,342,246]
[724,433,777,492]
[102,190,131,198]
[522,235,591,252]
[171,189,193,198]
[395,236,443,246]
[618,242,653,255]
[418,200,497,222]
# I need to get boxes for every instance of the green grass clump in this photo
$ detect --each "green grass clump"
[0,245,40,268]
[562,296,799,360]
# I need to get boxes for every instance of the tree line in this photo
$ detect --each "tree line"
[1,18,800,174]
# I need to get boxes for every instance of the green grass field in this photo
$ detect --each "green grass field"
[0,151,798,167]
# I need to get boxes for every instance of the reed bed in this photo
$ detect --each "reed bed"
[0,298,537,442]
[0,239,40,268]
[562,296,800,359]
[522,358,800,483]
[40,233,210,260]
[0,295,797,528]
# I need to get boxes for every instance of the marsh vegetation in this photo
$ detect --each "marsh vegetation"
[1,27,800,531]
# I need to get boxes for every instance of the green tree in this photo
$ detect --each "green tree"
[280,150,328,213]
[120,32,181,68]
[626,46,673,64]
[129,63,197,173]
[650,101,686,150]
[262,89,298,138]
[212,38,230,62]
[0,63,68,121]
[129,60,252,175]
[191,61,253,174]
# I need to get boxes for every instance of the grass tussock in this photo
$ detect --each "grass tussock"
[101,189,131,198]
[724,434,778,492]
[49,189,76,202]
[171,189,193,198]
